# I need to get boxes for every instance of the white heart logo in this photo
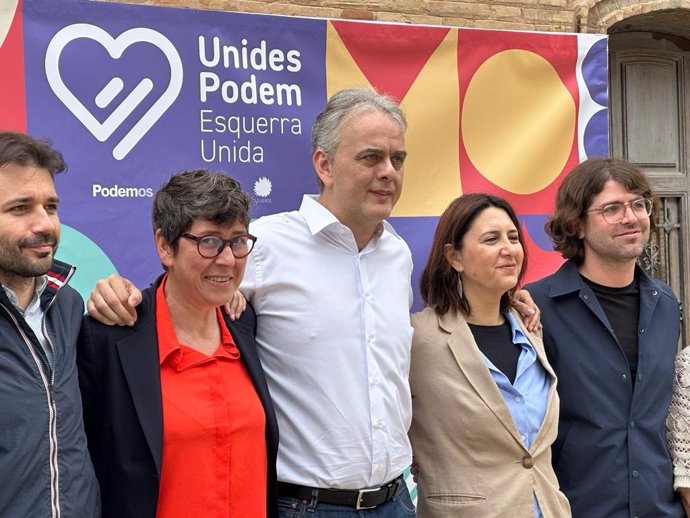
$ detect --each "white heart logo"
[0,0,19,48]
[45,24,183,160]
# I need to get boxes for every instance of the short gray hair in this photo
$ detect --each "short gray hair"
[311,87,407,190]
[152,169,250,251]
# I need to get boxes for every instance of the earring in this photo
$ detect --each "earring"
[457,274,463,300]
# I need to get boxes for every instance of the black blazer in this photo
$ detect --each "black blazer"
[77,280,279,518]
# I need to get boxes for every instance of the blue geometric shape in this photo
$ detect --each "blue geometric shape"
[518,214,553,251]
[584,108,609,159]
[582,38,608,106]
[55,224,119,306]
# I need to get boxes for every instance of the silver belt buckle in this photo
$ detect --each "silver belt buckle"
[355,486,380,510]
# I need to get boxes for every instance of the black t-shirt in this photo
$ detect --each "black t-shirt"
[582,274,640,382]
[468,319,521,384]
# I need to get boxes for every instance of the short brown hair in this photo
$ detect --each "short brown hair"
[547,158,656,265]
[420,193,527,316]
[0,131,66,176]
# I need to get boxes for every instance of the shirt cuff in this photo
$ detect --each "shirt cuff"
[674,474,690,490]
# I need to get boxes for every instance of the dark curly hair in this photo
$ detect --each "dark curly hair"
[547,158,656,265]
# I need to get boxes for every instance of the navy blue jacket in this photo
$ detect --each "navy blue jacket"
[527,261,683,518]
[0,260,99,518]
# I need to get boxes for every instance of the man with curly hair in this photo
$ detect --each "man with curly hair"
[527,158,683,518]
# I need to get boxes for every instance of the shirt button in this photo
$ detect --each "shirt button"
[639,329,645,334]
[514,396,522,403]
[630,421,636,429]
[621,374,628,381]
[632,470,639,478]
[520,435,526,442]
[374,420,384,429]
[374,464,382,471]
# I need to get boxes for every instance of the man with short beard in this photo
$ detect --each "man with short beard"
[0,132,99,518]
[527,158,683,518]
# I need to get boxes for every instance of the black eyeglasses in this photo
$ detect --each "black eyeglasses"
[586,198,652,224]
[181,233,257,259]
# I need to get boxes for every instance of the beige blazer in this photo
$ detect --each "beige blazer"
[409,307,571,518]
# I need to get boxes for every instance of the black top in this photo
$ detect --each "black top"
[468,318,521,384]
[582,274,640,382]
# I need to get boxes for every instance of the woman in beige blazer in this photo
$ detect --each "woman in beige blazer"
[409,194,570,518]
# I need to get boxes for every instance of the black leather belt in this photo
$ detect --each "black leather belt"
[277,475,403,510]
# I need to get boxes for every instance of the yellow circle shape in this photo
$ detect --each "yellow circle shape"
[462,49,575,194]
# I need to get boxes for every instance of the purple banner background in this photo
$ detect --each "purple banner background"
[24,0,325,289]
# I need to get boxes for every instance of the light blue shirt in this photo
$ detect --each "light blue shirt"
[2,276,51,367]
[478,311,551,518]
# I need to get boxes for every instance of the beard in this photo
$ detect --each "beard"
[583,224,649,264]
[0,233,59,280]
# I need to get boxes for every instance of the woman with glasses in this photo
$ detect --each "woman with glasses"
[408,193,571,518]
[77,170,278,518]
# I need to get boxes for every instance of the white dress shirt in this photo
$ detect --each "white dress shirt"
[241,195,413,489]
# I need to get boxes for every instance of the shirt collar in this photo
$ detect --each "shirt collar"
[505,311,538,367]
[2,275,48,314]
[155,275,239,368]
[547,260,650,298]
[298,194,403,243]
[505,311,530,345]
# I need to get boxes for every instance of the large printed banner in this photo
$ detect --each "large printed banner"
[0,0,608,306]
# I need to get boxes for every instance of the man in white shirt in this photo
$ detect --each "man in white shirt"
[88,87,416,517]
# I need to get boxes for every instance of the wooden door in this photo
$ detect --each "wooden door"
[609,30,690,347]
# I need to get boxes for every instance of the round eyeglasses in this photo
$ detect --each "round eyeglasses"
[181,233,257,259]
[586,198,652,224]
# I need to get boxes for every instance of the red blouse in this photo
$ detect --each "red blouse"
[155,279,267,518]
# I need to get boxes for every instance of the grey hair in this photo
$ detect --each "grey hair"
[0,131,66,177]
[152,169,251,251]
[311,87,407,190]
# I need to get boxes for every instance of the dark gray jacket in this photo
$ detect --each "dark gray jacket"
[0,260,99,518]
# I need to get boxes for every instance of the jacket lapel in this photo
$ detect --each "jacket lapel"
[226,316,270,407]
[439,311,526,448]
[116,318,163,476]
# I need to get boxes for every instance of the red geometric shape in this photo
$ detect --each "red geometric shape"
[457,29,580,215]
[521,220,563,284]
[0,0,26,131]
[332,20,449,103]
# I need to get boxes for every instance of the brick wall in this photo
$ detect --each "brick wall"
[95,0,690,34]
[99,0,578,32]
